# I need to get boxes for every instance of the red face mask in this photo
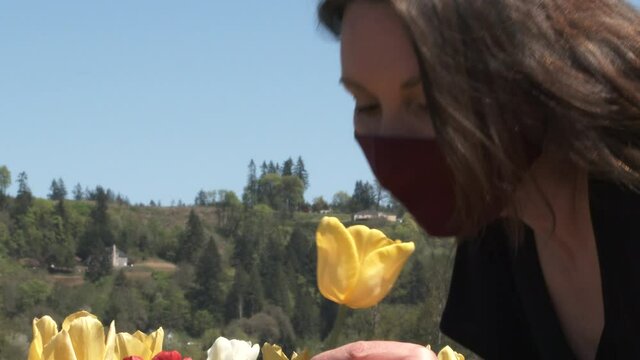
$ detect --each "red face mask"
[355,134,463,237]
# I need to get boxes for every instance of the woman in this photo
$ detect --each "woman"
[312,0,640,359]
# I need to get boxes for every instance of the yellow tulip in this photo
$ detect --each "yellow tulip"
[115,328,164,360]
[28,310,164,360]
[316,217,415,309]
[28,311,115,360]
[261,343,309,360]
[29,316,58,360]
[437,346,465,360]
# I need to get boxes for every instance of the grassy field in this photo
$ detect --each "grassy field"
[47,258,178,285]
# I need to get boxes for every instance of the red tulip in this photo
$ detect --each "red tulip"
[152,350,192,360]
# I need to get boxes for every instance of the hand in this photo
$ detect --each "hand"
[312,341,438,360]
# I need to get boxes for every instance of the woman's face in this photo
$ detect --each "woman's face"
[340,1,435,138]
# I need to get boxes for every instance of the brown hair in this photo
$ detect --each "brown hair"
[320,0,640,234]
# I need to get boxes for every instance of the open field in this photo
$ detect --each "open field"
[47,258,178,285]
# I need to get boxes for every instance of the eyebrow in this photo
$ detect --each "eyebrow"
[339,76,423,94]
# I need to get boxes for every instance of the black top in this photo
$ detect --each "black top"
[440,178,640,359]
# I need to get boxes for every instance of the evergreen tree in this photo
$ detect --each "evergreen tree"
[0,165,10,208]
[12,172,33,219]
[176,209,206,263]
[292,287,320,339]
[267,161,278,174]
[285,227,316,283]
[260,161,268,178]
[242,160,258,208]
[46,199,75,269]
[77,186,114,260]
[105,189,115,202]
[245,262,265,316]
[48,178,67,201]
[293,156,309,189]
[85,247,112,282]
[55,198,67,222]
[194,190,208,206]
[281,158,294,176]
[85,186,96,200]
[0,165,11,196]
[350,180,376,212]
[73,183,84,201]
[225,267,248,321]
[58,178,67,200]
[260,237,291,313]
[224,263,265,321]
[190,238,225,322]
[231,232,256,267]
[80,187,114,281]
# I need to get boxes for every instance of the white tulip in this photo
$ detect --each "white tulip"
[207,336,260,360]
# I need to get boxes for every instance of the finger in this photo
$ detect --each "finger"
[312,341,437,360]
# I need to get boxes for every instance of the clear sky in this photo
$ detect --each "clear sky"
[1,1,639,205]
[0,0,365,205]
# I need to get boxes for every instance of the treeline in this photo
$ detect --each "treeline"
[0,163,465,359]
[194,157,404,217]
[194,157,308,216]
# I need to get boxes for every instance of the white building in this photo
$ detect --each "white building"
[111,245,128,268]
[352,210,397,222]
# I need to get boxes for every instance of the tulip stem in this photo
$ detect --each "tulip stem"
[325,304,348,350]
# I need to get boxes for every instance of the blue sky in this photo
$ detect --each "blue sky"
[0,0,364,204]
[1,1,639,205]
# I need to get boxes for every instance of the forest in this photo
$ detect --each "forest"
[0,161,469,359]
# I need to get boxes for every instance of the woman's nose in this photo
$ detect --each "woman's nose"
[379,110,408,137]
[379,107,435,138]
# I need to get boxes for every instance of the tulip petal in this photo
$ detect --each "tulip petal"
[62,311,97,332]
[29,316,59,360]
[116,333,152,360]
[208,336,232,360]
[148,328,164,357]
[104,321,116,360]
[291,350,310,360]
[438,346,464,360]
[35,316,59,348]
[132,328,163,357]
[344,241,415,308]
[67,315,106,360]
[28,328,43,360]
[152,350,183,360]
[228,339,259,360]
[316,217,360,304]
[261,343,288,360]
[42,330,78,360]
[133,330,146,343]
[347,225,396,264]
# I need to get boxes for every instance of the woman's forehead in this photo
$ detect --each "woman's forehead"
[340,1,420,88]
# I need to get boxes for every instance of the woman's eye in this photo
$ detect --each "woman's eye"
[408,101,428,113]
[355,103,380,115]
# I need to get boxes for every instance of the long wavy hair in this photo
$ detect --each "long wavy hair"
[320,0,640,235]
